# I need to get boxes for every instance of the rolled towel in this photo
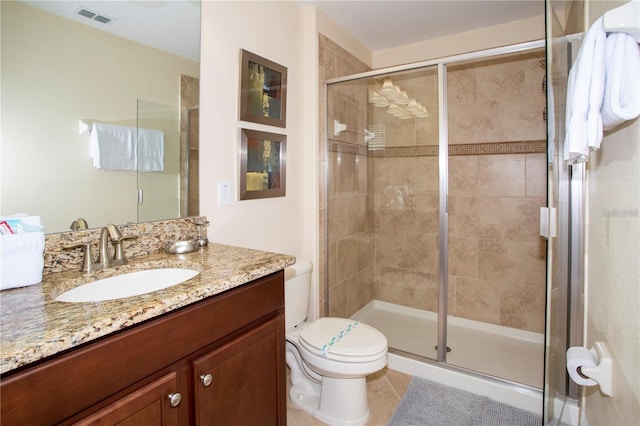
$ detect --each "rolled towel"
[564,18,607,163]
[601,32,640,131]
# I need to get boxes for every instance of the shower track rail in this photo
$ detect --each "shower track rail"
[324,39,546,86]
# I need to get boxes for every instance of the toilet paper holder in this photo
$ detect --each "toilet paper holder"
[567,341,612,396]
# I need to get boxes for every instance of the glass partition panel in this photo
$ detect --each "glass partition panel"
[445,49,547,387]
[326,45,548,389]
[328,65,441,361]
[137,99,180,223]
[544,4,576,422]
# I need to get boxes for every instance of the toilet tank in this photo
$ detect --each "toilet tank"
[284,259,313,331]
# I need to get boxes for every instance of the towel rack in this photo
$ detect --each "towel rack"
[79,119,93,135]
[603,0,640,42]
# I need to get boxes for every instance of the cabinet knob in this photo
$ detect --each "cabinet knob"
[200,373,213,387]
[168,392,182,408]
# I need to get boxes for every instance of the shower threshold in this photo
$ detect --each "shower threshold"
[351,300,544,389]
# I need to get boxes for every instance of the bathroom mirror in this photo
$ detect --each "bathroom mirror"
[0,1,200,234]
[240,129,287,200]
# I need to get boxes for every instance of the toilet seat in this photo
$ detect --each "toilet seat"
[299,318,387,362]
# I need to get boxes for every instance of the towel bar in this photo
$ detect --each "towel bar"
[603,0,640,43]
[79,119,93,135]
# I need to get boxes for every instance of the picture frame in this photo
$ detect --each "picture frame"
[240,129,286,200]
[239,49,287,128]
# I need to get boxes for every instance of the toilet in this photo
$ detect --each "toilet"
[285,260,387,425]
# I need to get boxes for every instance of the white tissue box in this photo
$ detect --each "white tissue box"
[0,232,45,290]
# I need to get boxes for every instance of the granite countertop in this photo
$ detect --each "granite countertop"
[0,243,295,375]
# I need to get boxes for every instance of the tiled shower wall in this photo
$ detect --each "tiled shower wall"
[319,34,372,318]
[180,75,200,217]
[371,52,547,333]
[321,34,547,333]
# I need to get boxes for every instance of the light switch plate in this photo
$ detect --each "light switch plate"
[218,181,231,206]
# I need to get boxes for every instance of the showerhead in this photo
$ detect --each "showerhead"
[334,120,347,136]
[365,124,385,151]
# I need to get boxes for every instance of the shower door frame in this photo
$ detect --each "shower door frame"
[324,38,547,361]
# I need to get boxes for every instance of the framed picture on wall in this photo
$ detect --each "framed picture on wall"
[239,49,287,128]
[239,128,286,200]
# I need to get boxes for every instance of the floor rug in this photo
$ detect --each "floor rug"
[387,376,542,426]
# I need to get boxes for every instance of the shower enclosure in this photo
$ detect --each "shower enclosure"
[137,73,201,224]
[137,99,181,223]
[324,41,549,393]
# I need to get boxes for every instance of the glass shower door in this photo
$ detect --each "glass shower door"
[444,50,548,388]
[326,66,442,361]
[136,99,180,223]
[326,42,549,389]
[370,66,441,360]
[544,4,576,422]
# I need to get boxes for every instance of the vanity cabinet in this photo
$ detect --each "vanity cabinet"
[193,317,283,424]
[0,271,286,426]
[73,371,182,425]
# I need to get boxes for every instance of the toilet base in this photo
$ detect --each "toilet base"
[286,344,322,415]
[317,376,369,425]
[289,375,370,426]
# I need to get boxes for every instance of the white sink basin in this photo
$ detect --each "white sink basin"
[55,268,200,303]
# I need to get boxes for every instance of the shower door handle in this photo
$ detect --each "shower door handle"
[540,207,557,239]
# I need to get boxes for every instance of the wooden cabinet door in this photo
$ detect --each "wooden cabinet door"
[73,372,180,426]
[193,316,286,426]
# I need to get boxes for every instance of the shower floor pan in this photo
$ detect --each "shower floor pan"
[351,300,544,389]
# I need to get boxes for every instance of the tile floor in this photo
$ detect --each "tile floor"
[286,367,412,426]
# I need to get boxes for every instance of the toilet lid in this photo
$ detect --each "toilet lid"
[299,317,387,359]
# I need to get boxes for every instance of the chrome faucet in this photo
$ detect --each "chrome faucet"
[64,223,137,272]
[96,226,115,268]
[97,223,137,268]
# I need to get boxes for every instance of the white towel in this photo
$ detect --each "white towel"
[137,128,164,172]
[0,231,45,290]
[601,32,640,131]
[564,17,607,164]
[90,123,136,171]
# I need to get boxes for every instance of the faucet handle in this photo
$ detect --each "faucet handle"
[63,242,95,272]
[112,235,138,264]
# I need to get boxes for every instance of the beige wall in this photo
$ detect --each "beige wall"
[586,117,640,425]
[582,2,640,424]
[199,1,309,261]
[316,9,372,68]
[0,1,199,232]
[373,15,546,68]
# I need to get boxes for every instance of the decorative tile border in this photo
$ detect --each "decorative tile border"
[328,138,546,157]
[328,140,368,156]
[448,140,546,156]
[369,145,438,157]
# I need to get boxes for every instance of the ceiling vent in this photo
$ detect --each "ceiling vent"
[75,7,114,25]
